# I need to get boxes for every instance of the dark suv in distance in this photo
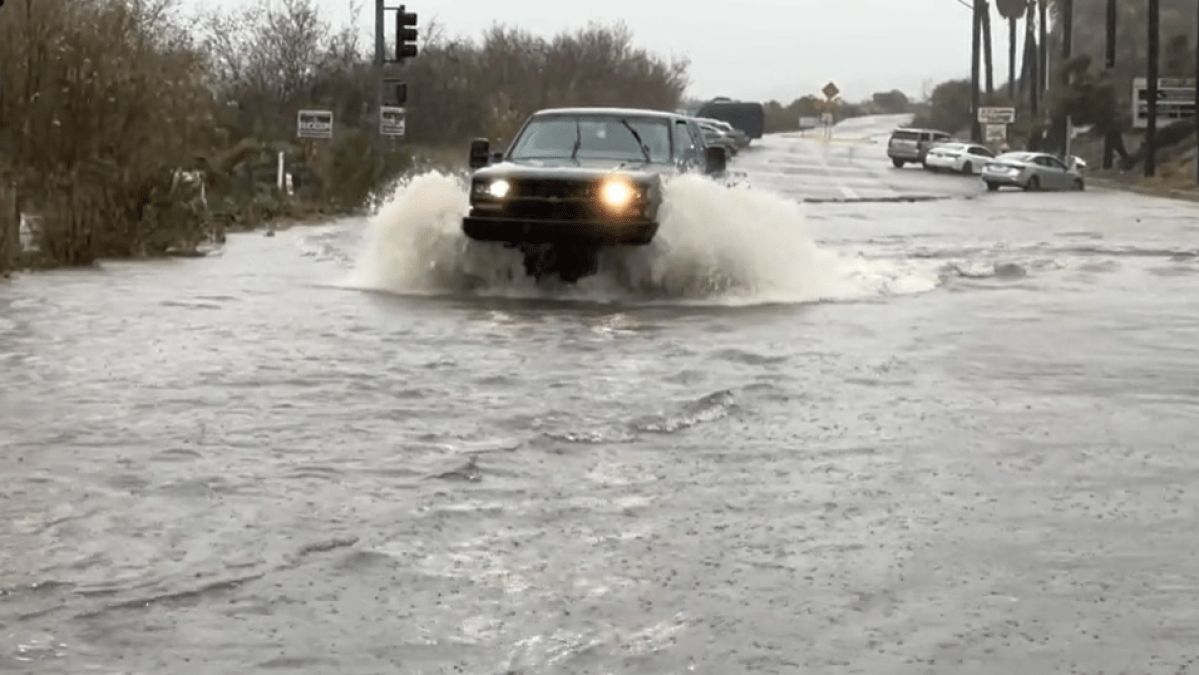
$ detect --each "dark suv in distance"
[887,127,952,168]
[463,107,728,282]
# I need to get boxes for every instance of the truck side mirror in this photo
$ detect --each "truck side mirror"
[469,139,491,169]
[704,146,727,175]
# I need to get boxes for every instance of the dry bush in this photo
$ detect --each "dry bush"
[0,0,689,270]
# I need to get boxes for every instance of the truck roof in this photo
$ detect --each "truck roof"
[532,107,681,120]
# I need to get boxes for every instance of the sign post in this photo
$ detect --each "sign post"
[297,110,334,140]
[380,106,406,138]
[1131,77,1196,129]
[819,82,840,140]
[978,107,1016,149]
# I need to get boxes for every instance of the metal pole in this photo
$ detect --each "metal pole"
[1058,0,1073,155]
[1103,0,1117,169]
[972,0,983,142]
[1145,0,1159,178]
[374,0,385,174]
[1195,0,1199,184]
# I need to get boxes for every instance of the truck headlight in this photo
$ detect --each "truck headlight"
[600,178,635,209]
[487,179,511,199]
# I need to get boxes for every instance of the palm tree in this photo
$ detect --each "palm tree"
[996,0,1027,99]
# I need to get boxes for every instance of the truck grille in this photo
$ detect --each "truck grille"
[510,179,595,200]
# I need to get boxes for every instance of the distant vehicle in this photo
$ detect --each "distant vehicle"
[887,127,952,168]
[923,142,996,175]
[696,120,740,156]
[695,98,766,140]
[981,152,1087,192]
[462,107,729,282]
[698,118,750,149]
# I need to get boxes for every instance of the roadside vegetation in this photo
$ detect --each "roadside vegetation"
[0,0,688,273]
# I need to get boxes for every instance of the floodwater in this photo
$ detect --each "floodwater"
[3,128,1199,674]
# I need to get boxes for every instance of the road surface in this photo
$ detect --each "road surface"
[3,117,1199,674]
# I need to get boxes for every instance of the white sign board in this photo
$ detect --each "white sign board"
[1132,77,1196,129]
[985,124,1008,143]
[297,110,334,139]
[380,106,406,137]
[978,107,1017,124]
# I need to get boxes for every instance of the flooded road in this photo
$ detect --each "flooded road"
[4,126,1199,674]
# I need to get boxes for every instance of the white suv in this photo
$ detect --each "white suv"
[887,128,952,168]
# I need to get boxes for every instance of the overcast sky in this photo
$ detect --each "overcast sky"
[204,0,1018,103]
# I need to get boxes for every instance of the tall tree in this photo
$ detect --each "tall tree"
[997,0,1026,99]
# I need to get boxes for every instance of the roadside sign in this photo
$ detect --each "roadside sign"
[822,82,840,100]
[985,124,1008,143]
[297,110,333,139]
[978,107,1017,124]
[1131,77,1196,129]
[380,106,406,137]
[797,115,821,130]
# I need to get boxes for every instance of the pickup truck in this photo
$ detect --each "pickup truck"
[462,107,728,282]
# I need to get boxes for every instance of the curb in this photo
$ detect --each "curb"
[1087,176,1199,203]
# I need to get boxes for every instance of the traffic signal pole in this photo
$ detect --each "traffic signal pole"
[1145,0,1159,178]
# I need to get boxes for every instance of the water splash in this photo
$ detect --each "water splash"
[347,171,939,306]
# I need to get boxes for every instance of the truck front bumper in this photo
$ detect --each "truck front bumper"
[463,216,659,246]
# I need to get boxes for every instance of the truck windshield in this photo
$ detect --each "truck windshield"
[509,115,672,163]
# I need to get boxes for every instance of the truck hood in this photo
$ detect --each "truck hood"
[471,158,666,183]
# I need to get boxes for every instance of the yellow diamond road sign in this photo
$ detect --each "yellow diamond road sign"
[822,82,840,100]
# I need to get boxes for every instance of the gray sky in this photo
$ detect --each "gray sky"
[205,0,1018,103]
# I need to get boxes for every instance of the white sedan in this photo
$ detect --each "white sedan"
[923,142,997,175]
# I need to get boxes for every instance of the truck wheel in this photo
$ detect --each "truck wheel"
[986,182,999,192]
[554,246,600,283]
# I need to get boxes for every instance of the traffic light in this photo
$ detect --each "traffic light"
[395,5,418,62]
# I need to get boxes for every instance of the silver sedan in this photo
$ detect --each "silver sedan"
[981,152,1087,192]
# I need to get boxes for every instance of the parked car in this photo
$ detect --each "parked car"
[887,127,952,168]
[980,152,1087,192]
[923,142,997,175]
[462,107,728,282]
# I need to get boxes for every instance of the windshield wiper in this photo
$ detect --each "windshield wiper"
[620,119,652,163]
[570,119,582,162]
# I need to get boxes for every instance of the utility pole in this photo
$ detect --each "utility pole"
[1103,0,1117,169]
[1195,0,1199,184]
[972,0,983,142]
[1146,0,1160,178]
[983,1,994,96]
